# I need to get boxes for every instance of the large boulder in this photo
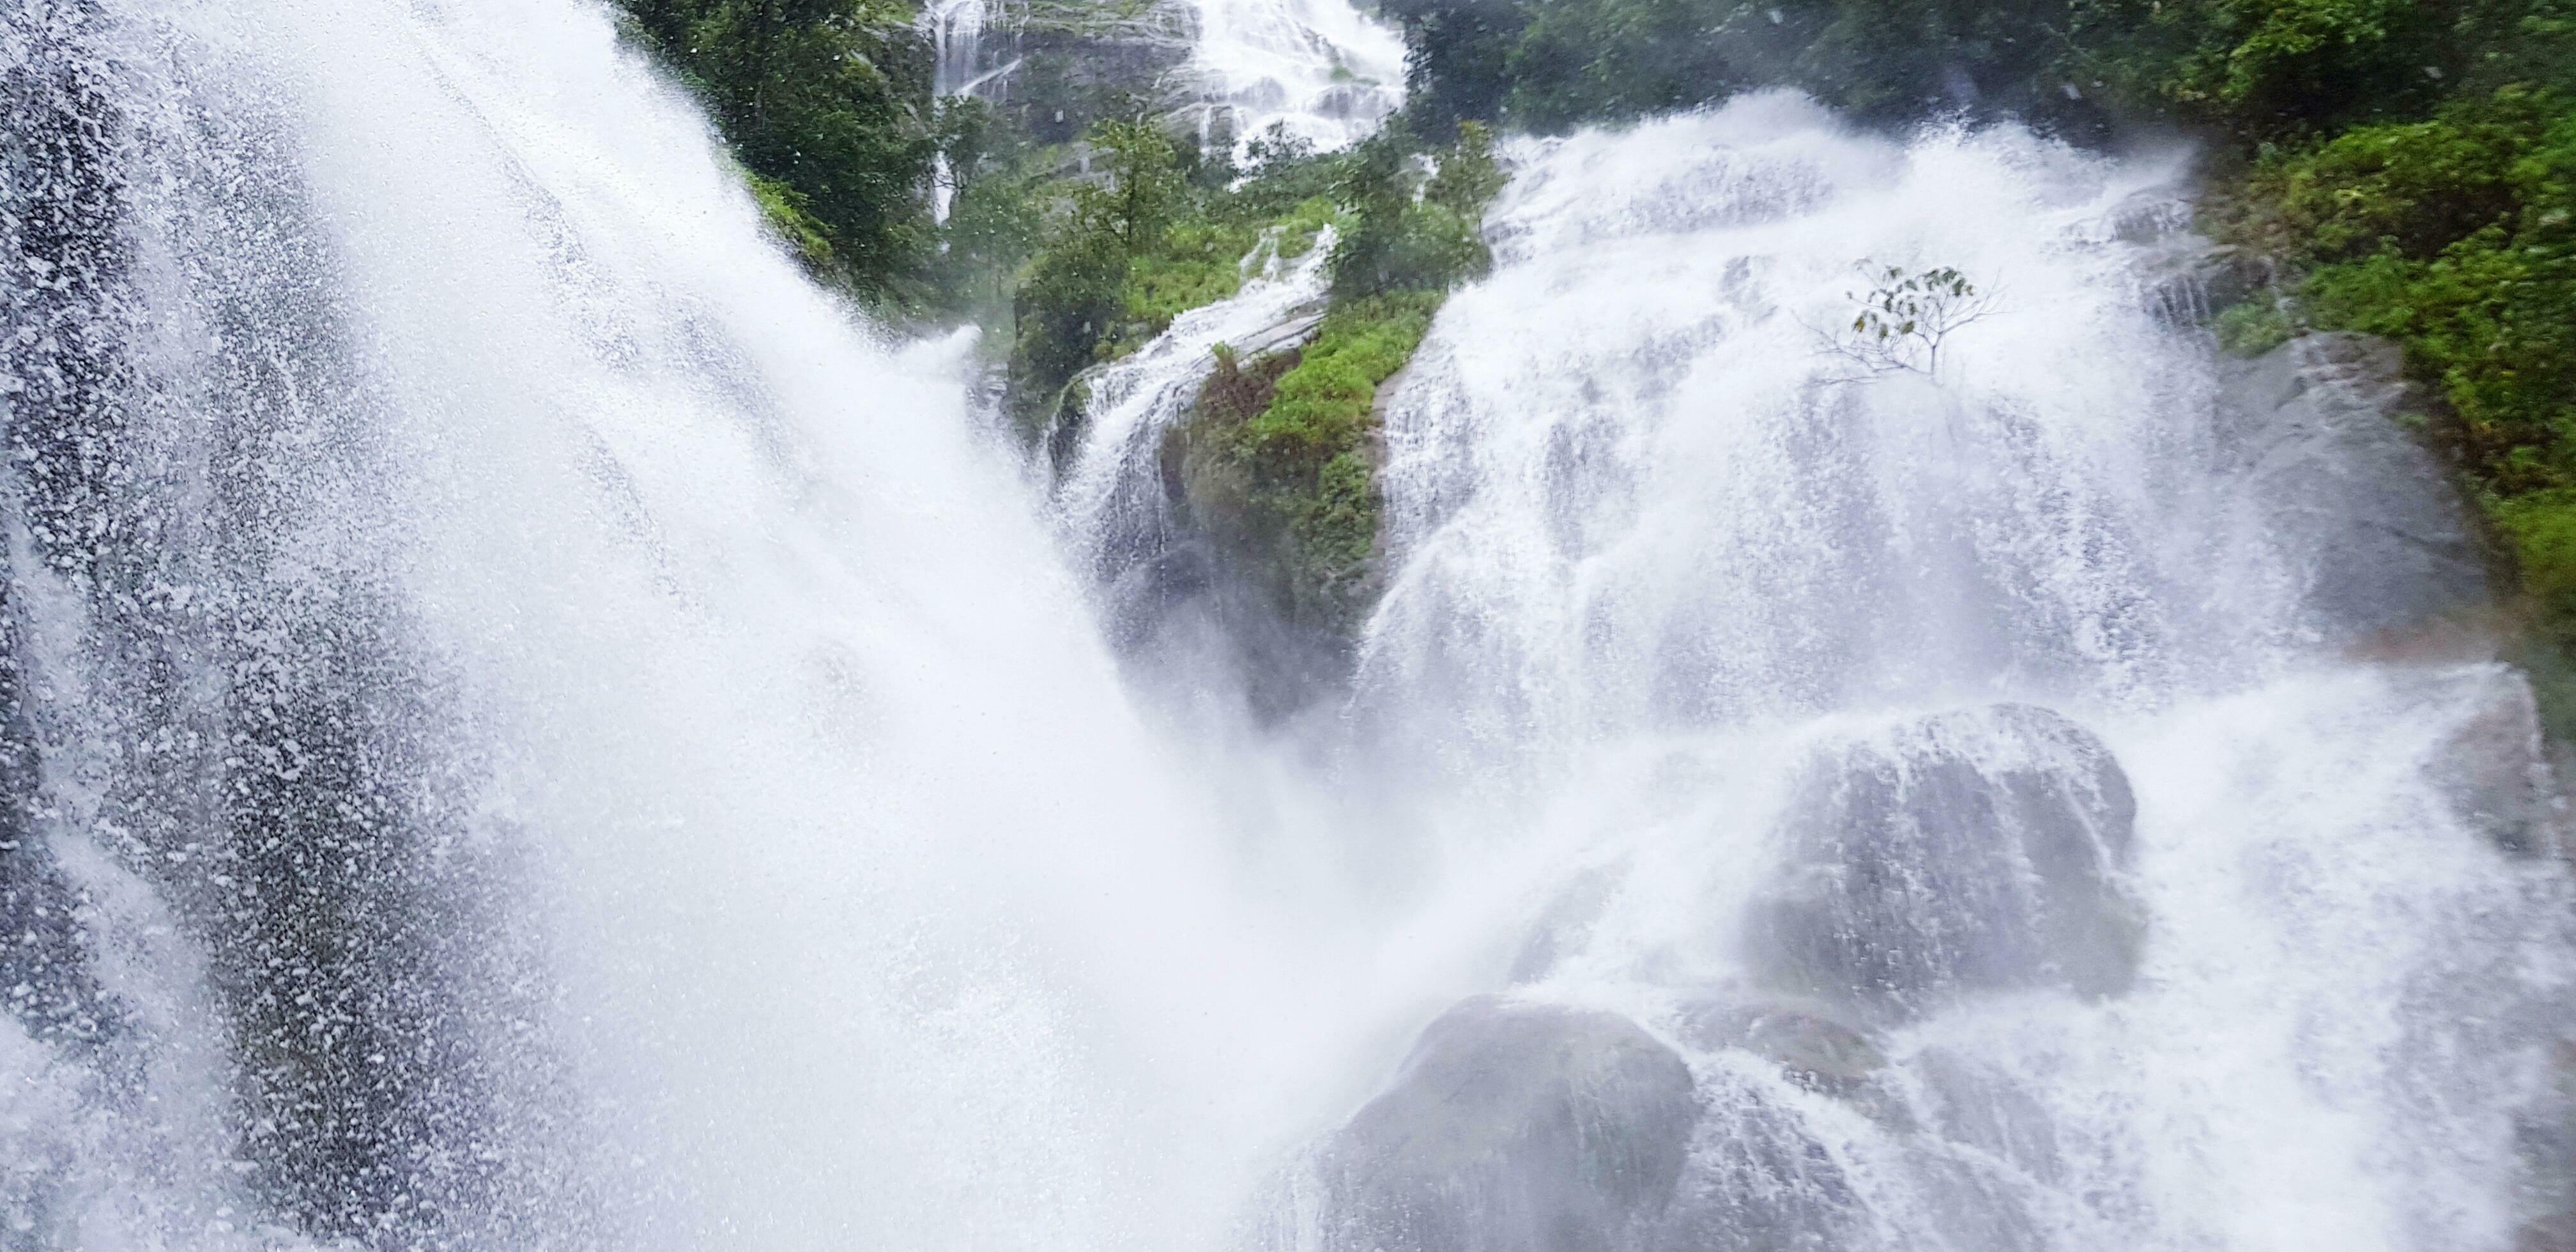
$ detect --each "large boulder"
[1646,1067,1858,1252]
[2412,664,2561,858]
[1742,704,2145,1023]
[2219,332,2494,648]
[1310,997,1698,1252]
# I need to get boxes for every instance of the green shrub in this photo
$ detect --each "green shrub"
[2214,300,2295,356]
[1008,124,1370,433]
[2234,90,2576,496]
[1329,122,1498,298]
[1173,292,1445,634]
[1113,218,1265,352]
[1245,293,1438,473]
[747,171,837,270]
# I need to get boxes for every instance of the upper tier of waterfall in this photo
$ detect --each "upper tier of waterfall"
[1186,0,1404,151]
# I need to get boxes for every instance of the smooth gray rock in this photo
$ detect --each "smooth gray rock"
[2517,1039,2576,1251]
[1312,996,1698,1252]
[2221,332,2494,646]
[2411,664,2561,856]
[1742,704,2145,1023]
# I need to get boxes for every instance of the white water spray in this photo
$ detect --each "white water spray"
[1306,98,2568,1251]
[2,0,1364,1246]
[1186,0,1403,151]
[3,0,2568,1248]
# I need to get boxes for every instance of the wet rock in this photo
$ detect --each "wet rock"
[2136,234,2266,330]
[2415,665,2561,857]
[1647,1067,1858,1252]
[1742,704,2145,1023]
[1911,1048,2066,1186]
[979,0,1197,146]
[2517,1039,2576,1251]
[1672,996,1908,1129]
[2220,332,2494,648]
[1312,996,1697,1252]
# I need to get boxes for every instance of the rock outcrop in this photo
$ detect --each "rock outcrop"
[1741,704,2145,1023]
[1646,1067,1858,1252]
[2413,664,2563,857]
[1308,997,1698,1252]
[949,0,1199,145]
[2218,331,2495,648]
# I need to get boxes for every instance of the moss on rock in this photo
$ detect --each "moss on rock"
[1165,291,1440,641]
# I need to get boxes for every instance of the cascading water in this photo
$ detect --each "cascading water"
[1060,89,2575,1250]
[5,0,2572,1248]
[1185,0,1402,151]
[0,0,1368,1247]
[1261,97,2575,1252]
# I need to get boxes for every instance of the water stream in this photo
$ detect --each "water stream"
[2,0,2569,1249]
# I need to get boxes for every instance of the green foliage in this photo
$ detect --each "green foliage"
[2496,489,2576,623]
[2063,0,2459,135]
[1242,293,1441,476]
[1174,292,1445,633]
[1425,121,1508,213]
[1377,0,2094,133]
[1377,0,2573,137]
[1329,122,1498,298]
[1079,119,1189,253]
[1501,0,1751,130]
[747,171,838,270]
[2226,89,2576,501]
[1820,264,1999,377]
[1006,120,1353,434]
[1117,219,1264,346]
[2214,300,2296,356]
[617,0,941,303]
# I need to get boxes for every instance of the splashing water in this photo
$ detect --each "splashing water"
[1,0,1361,1246]
[1186,0,1403,152]
[1292,96,2569,1252]
[3,0,2570,1248]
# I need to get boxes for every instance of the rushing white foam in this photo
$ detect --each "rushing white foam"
[3,0,1365,1246]
[1299,97,2572,1251]
[1186,0,1404,152]
[6,0,2568,1248]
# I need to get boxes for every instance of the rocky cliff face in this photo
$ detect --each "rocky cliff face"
[944,0,1200,146]
[2216,331,2496,649]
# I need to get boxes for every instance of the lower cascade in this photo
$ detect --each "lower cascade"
[1,4,2572,1252]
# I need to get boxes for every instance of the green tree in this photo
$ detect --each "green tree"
[617,0,939,302]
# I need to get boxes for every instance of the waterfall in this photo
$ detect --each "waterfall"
[4,0,2571,1248]
[1290,97,2573,1252]
[926,0,990,96]
[1186,0,1403,152]
[0,0,1360,1246]
[1062,92,2575,1251]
